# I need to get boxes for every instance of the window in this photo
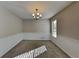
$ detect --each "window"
[52,19,57,38]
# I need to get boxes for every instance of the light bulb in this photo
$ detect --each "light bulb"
[37,13,40,15]
[32,13,35,16]
[40,14,42,17]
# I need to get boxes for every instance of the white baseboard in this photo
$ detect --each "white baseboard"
[50,35,79,58]
[0,32,50,57]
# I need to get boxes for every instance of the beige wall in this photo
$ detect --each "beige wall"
[23,19,50,34]
[23,20,36,32]
[50,2,79,57]
[52,2,79,40]
[0,6,23,37]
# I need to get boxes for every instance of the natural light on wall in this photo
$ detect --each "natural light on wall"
[52,19,57,38]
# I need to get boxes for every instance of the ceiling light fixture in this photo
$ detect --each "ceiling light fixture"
[32,9,42,20]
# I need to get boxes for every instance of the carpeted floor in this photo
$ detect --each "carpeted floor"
[2,40,70,58]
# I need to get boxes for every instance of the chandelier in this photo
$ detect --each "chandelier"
[32,9,42,20]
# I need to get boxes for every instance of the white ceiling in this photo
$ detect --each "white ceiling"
[0,1,72,20]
